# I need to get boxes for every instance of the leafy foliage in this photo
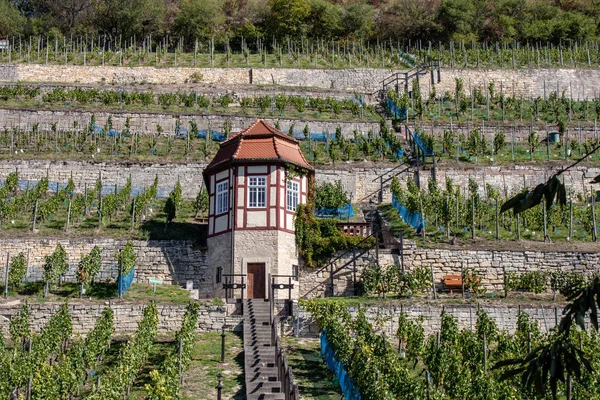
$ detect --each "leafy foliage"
[42,244,69,285]
[294,203,373,268]
[77,246,102,285]
[8,252,27,289]
[117,241,136,276]
[314,180,349,209]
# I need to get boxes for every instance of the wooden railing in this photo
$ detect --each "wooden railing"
[337,222,372,237]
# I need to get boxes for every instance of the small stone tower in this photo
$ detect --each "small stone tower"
[203,120,313,299]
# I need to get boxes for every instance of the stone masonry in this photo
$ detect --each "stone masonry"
[0,302,242,336]
[0,108,381,139]
[1,160,596,200]
[2,65,600,99]
[294,303,566,338]
[0,238,211,292]
[298,240,600,299]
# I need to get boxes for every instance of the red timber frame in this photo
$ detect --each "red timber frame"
[207,163,308,238]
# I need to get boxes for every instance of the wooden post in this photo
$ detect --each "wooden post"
[542,200,548,241]
[65,198,72,232]
[569,198,573,240]
[471,194,475,239]
[130,197,136,232]
[483,331,487,372]
[461,261,465,299]
[592,190,597,242]
[32,199,38,231]
[4,252,9,298]
[495,198,499,240]
[430,265,436,300]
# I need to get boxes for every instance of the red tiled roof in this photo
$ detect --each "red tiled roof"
[205,120,313,172]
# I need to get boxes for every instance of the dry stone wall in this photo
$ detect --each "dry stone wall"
[0,108,380,138]
[0,238,211,291]
[1,160,597,200]
[299,237,600,299]
[1,64,599,99]
[0,302,242,336]
[294,303,565,337]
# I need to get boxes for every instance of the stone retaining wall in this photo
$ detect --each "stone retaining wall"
[0,302,242,336]
[0,108,381,138]
[298,237,600,299]
[1,159,597,200]
[0,238,212,294]
[1,64,599,99]
[294,303,566,337]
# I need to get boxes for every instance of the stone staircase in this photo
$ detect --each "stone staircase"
[243,299,285,400]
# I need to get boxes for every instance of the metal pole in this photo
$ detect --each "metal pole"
[4,252,9,298]
[400,231,405,273]
[220,326,226,363]
[216,373,223,400]
[352,247,357,295]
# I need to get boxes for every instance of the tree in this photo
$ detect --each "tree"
[8,252,27,290]
[315,181,349,209]
[266,0,311,39]
[0,0,26,36]
[194,187,209,218]
[117,241,136,277]
[43,244,69,297]
[93,0,167,41]
[435,0,477,41]
[172,0,226,45]
[306,0,342,39]
[77,246,102,296]
[164,195,176,231]
[342,2,374,39]
[378,0,441,42]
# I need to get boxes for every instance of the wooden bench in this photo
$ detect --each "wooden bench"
[443,275,463,293]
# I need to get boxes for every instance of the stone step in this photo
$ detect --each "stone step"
[246,381,283,395]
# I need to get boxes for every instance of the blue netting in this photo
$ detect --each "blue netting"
[293,130,306,140]
[393,148,404,158]
[321,330,361,400]
[413,131,433,156]
[195,130,226,141]
[315,204,354,219]
[386,97,407,119]
[309,133,335,142]
[392,193,425,232]
[118,267,135,297]
[176,125,189,138]
[398,50,416,66]
[353,94,365,105]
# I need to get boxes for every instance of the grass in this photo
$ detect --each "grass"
[1,50,411,70]
[180,331,245,400]
[0,198,206,241]
[281,337,341,400]
[304,292,569,308]
[6,281,194,304]
[379,199,600,247]
[0,99,377,123]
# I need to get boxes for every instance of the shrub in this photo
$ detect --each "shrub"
[117,241,136,276]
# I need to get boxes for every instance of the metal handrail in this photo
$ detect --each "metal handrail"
[312,231,377,276]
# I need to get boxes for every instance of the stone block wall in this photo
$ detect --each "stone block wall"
[0,238,212,292]
[1,159,597,201]
[1,65,600,99]
[0,302,242,336]
[293,303,565,337]
[0,108,381,139]
[298,236,600,299]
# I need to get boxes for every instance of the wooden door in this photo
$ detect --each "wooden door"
[247,263,266,299]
